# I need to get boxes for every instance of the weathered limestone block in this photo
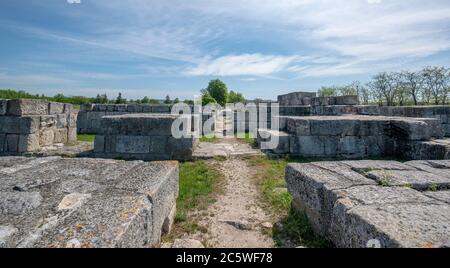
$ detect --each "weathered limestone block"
[0,157,179,248]
[330,187,449,248]
[68,128,77,143]
[5,135,19,152]
[49,102,65,115]
[285,162,375,235]
[257,129,291,154]
[365,169,450,190]
[286,160,450,248]
[334,95,359,105]
[277,92,316,106]
[0,116,40,134]
[18,134,40,153]
[286,117,310,136]
[7,99,49,116]
[94,114,195,161]
[54,129,68,144]
[423,190,450,204]
[399,139,450,160]
[39,129,55,147]
[0,100,7,116]
[151,106,171,113]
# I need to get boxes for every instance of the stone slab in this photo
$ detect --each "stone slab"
[0,157,178,248]
[286,160,450,248]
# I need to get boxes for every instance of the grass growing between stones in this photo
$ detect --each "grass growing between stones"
[200,135,218,143]
[162,160,224,243]
[248,155,331,248]
[77,134,96,143]
[235,132,257,146]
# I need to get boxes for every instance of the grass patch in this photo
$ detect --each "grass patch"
[248,155,330,248]
[200,135,218,143]
[235,132,257,146]
[273,208,331,248]
[77,134,96,142]
[162,160,224,243]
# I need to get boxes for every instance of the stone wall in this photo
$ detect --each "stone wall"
[77,104,172,134]
[286,160,450,248]
[277,92,316,106]
[0,156,178,248]
[0,99,77,155]
[258,115,447,160]
[93,114,197,161]
[357,105,450,136]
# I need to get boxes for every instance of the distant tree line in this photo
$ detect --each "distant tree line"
[318,66,449,106]
[201,79,246,106]
[0,89,195,106]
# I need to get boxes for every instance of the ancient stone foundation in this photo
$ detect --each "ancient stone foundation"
[0,156,178,248]
[286,160,450,248]
[0,99,77,155]
[258,115,448,160]
[94,114,197,161]
[77,104,172,134]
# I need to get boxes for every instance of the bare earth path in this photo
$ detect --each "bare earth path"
[188,158,274,248]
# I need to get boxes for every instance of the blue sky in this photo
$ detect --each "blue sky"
[0,0,449,100]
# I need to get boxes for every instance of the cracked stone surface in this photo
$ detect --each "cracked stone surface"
[286,160,450,248]
[0,156,178,248]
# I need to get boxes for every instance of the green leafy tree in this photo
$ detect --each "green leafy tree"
[227,90,246,103]
[318,86,338,97]
[201,91,217,106]
[206,79,228,106]
[174,98,180,104]
[115,92,126,104]
[164,95,172,105]
[141,96,150,104]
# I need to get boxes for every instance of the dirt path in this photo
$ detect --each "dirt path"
[188,158,274,248]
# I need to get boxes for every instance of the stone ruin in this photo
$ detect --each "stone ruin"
[286,160,450,248]
[93,114,197,161]
[0,156,178,248]
[0,99,77,155]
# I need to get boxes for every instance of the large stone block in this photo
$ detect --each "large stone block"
[18,134,40,152]
[94,135,105,153]
[5,135,19,152]
[54,129,68,144]
[0,100,7,116]
[286,117,310,136]
[0,157,179,248]
[116,135,150,154]
[286,160,450,248]
[67,128,77,143]
[0,116,40,134]
[49,102,65,115]
[7,99,49,116]
[99,114,178,136]
[0,134,5,153]
[39,129,55,147]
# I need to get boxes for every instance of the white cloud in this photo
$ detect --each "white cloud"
[184,54,298,77]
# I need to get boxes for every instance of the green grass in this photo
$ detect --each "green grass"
[248,155,330,248]
[200,135,218,143]
[161,160,224,244]
[235,132,256,145]
[77,134,96,142]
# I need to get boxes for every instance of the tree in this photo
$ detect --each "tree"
[318,86,338,97]
[141,96,150,104]
[95,94,108,104]
[359,84,370,105]
[400,71,422,105]
[201,91,217,106]
[174,98,180,104]
[115,92,126,104]
[371,72,397,106]
[164,95,172,105]
[227,90,246,103]
[183,99,194,105]
[206,79,228,106]
[422,66,448,105]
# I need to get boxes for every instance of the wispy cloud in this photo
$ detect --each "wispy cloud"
[184,54,299,77]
